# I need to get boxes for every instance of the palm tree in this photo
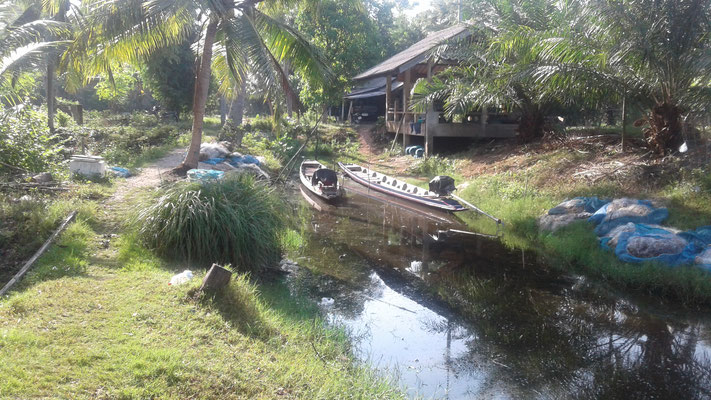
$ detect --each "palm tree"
[61,0,332,173]
[533,0,711,154]
[412,0,585,141]
[0,0,65,104]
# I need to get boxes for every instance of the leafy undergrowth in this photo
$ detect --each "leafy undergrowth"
[0,224,402,399]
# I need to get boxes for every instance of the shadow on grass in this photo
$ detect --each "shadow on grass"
[188,274,277,340]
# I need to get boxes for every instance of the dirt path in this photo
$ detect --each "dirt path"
[109,148,185,204]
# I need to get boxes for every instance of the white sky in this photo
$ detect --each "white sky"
[398,0,436,18]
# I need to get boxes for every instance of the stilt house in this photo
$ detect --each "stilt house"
[345,24,518,156]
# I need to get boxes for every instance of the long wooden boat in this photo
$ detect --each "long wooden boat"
[300,160,341,201]
[337,162,466,212]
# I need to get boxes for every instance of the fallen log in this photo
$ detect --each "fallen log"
[0,211,77,296]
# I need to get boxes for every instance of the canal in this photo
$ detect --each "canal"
[284,179,711,399]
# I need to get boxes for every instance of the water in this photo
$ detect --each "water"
[285,181,711,399]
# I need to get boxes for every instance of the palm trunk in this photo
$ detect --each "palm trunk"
[517,108,545,142]
[228,79,246,126]
[174,19,219,173]
[643,102,683,155]
[47,62,55,134]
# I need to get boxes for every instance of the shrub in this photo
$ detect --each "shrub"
[407,155,456,176]
[135,174,286,271]
[0,106,68,175]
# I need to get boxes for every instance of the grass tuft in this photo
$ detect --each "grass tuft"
[134,173,286,271]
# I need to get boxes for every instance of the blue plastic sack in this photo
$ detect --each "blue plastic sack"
[548,197,609,215]
[229,155,260,166]
[110,166,131,178]
[187,169,224,181]
[593,199,668,236]
[202,157,225,165]
[603,223,711,267]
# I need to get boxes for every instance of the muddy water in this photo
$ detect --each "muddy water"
[286,181,711,399]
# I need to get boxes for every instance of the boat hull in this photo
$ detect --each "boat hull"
[300,161,341,202]
[337,162,466,212]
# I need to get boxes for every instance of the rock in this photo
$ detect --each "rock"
[219,141,234,152]
[538,212,592,232]
[31,172,53,183]
[199,143,231,160]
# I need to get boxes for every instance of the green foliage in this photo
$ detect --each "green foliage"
[94,64,152,112]
[141,40,195,117]
[407,155,456,176]
[294,0,396,108]
[135,174,287,271]
[0,194,98,280]
[0,106,67,174]
[55,109,71,127]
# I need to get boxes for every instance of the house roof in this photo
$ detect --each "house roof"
[352,24,471,81]
[345,80,403,99]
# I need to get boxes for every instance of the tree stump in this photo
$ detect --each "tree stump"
[200,264,232,292]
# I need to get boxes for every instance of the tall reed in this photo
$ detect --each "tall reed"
[135,174,286,271]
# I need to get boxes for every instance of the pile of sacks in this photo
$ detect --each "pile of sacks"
[539,197,711,270]
[196,143,269,180]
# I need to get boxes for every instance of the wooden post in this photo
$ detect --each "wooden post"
[403,69,411,125]
[199,264,232,292]
[402,69,412,154]
[347,100,353,122]
[481,105,488,136]
[621,91,627,152]
[385,75,392,122]
[425,58,434,158]
[341,98,345,122]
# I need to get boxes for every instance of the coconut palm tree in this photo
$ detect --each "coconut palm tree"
[412,0,587,141]
[0,0,65,104]
[533,0,711,154]
[61,0,333,173]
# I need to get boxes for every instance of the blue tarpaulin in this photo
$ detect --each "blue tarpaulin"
[589,199,669,236]
[546,196,710,270]
[187,169,224,181]
[202,155,261,167]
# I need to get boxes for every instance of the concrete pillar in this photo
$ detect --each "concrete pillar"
[481,105,488,136]
[402,69,412,154]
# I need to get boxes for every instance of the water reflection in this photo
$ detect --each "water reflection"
[287,182,711,399]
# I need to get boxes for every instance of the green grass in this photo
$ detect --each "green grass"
[0,184,402,398]
[452,160,711,307]
[0,257,400,398]
[134,174,286,272]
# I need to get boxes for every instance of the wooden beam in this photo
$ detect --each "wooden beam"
[425,57,434,157]
[385,75,392,122]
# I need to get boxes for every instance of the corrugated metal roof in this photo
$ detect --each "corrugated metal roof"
[345,80,403,99]
[352,24,471,81]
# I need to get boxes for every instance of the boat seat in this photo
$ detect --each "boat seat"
[391,180,397,186]
[402,183,407,191]
[381,177,387,183]
[412,188,417,194]
[372,172,377,177]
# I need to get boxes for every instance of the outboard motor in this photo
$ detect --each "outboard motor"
[312,168,338,187]
[428,176,456,196]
